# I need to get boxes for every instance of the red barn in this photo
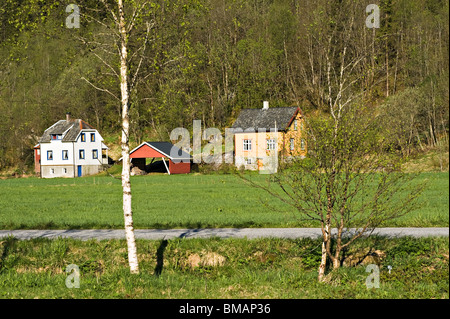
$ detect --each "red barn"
[129,141,191,175]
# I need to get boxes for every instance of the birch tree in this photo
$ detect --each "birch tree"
[117,0,138,274]
[79,0,153,274]
[238,0,425,281]
[239,105,425,281]
[296,1,377,280]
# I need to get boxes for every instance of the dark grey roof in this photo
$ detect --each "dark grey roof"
[231,106,300,131]
[39,119,95,143]
[131,141,191,160]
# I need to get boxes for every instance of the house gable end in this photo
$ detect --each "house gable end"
[129,142,191,161]
[285,107,302,130]
[130,143,166,159]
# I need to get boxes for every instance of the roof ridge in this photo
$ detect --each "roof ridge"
[240,105,298,110]
[231,106,301,131]
[39,118,99,143]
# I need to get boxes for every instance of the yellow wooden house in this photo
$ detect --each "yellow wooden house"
[231,101,306,172]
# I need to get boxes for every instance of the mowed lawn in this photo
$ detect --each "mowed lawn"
[0,172,448,229]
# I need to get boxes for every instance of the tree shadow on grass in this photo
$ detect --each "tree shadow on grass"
[154,239,168,277]
[0,236,18,271]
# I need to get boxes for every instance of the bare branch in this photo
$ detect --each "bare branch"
[80,11,120,38]
[99,0,119,26]
[141,56,185,81]
[130,21,154,91]
[81,76,120,101]
[127,1,150,33]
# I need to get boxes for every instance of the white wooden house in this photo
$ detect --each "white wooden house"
[35,114,108,178]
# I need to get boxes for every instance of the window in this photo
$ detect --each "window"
[37,149,40,155]
[90,133,95,142]
[267,139,276,150]
[290,138,295,151]
[294,120,298,130]
[50,168,54,174]
[243,139,252,151]
[245,158,252,164]
[79,149,85,159]
[47,150,53,160]
[51,134,62,140]
[92,149,98,159]
[62,150,68,160]
[63,168,67,174]
[80,133,86,142]
[301,138,306,151]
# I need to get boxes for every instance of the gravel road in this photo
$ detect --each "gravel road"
[0,227,448,240]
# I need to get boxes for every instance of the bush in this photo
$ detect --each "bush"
[387,237,432,258]
[301,253,322,269]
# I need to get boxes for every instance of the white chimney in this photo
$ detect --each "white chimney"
[66,112,71,122]
[263,101,269,110]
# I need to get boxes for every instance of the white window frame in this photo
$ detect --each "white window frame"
[267,139,276,150]
[243,139,252,151]
[294,119,298,130]
[301,138,306,151]
[51,134,62,140]
[290,138,295,151]
[245,158,252,164]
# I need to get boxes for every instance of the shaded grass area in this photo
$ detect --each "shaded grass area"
[0,172,448,229]
[0,236,448,299]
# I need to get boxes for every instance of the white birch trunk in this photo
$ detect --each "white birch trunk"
[318,242,327,281]
[318,224,329,281]
[118,0,139,274]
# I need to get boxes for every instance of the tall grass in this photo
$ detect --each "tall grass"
[0,236,448,298]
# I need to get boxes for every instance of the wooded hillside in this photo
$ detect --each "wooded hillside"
[0,0,448,171]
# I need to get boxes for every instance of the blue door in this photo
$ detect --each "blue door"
[77,165,82,177]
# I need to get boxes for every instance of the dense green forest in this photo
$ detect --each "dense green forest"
[0,0,448,171]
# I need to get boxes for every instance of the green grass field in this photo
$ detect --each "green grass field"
[0,236,448,298]
[0,172,448,229]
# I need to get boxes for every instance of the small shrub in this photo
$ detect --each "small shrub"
[301,253,322,269]
[388,238,432,258]
[79,259,103,274]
